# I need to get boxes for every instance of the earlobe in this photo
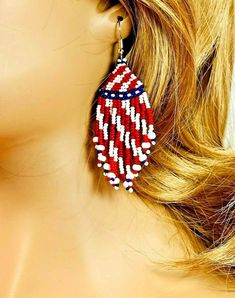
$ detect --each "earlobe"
[113,13,132,41]
[98,3,132,43]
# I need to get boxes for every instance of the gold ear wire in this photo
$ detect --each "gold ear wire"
[117,16,124,60]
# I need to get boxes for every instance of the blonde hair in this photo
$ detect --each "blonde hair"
[98,0,235,289]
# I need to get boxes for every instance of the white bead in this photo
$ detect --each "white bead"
[126,101,131,115]
[128,188,133,193]
[95,144,105,150]
[93,136,98,143]
[115,178,120,183]
[103,163,110,170]
[142,93,151,108]
[114,186,119,190]
[96,105,101,117]
[110,178,119,185]
[116,115,121,129]
[148,132,156,139]
[133,164,141,171]
[114,147,118,161]
[120,127,125,141]
[98,154,106,162]
[141,119,147,135]
[97,163,102,167]
[105,99,109,107]
[142,142,151,149]
[131,142,138,157]
[126,172,134,180]
[144,161,149,166]
[111,108,117,125]
[104,123,109,140]
[109,140,114,157]
[118,157,125,174]
[107,172,116,178]
[135,113,140,130]
[125,132,131,148]
[139,154,147,162]
[123,181,133,187]
[98,114,104,130]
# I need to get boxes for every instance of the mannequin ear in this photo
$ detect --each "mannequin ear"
[95,3,132,43]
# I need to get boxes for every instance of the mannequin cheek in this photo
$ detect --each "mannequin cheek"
[0,9,115,140]
[0,38,115,140]
[0,42,91,139]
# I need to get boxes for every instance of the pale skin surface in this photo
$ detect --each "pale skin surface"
[0,0,233,297]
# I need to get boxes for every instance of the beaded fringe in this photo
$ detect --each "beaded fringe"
[93,58,156,192]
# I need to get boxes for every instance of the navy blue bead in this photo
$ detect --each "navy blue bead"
[99,85,144,100]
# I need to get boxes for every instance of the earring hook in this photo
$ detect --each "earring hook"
[117,16,124,61]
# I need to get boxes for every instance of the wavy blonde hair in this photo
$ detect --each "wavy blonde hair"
[97,0,235,289]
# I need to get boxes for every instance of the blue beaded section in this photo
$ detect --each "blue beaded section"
[99,84,145,100]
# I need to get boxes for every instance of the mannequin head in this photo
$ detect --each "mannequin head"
[0,0,131,144]
[0,0,234,288]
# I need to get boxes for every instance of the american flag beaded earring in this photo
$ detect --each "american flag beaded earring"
[92,16,157,193]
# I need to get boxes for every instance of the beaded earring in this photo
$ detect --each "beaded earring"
[92,16,156,193]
